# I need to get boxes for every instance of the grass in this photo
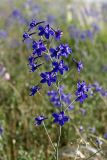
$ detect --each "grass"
[0,0,107,159]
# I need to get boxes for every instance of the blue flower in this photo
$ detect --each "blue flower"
[61,93,71,105]
[58,44,72,58]
[30,63,42,72]
[68,104,74,110]
[104,133,107,139]
[28,55,42,72]
[50,47,59,58]
[28,55,39,65]
[75,81,88,103]
[86,30,93,40]
[0,30,7,38]
[52,111,69,126]
[32,40,46,56]
[40,72,57,86]
[48,90,61,107]
[76,93,88,103]
[48,86,71,107]
[38,24,54,39]
[80,31,86,41]
[50,44,72,58]
[50,96,61,107]
[35,116,47,126]
[12,9,21,17]
[100,89,107,96]
[73,58,83,72]
[92,23,100,32]
[30,85,40,96]
[0,127,3,135]
[23,32,30,41]
[28,20,45,31]
[52,60,69,75]
[76,81,88,93]
[23,32,36,41]
[92,82,102,92]
[54,29,63,40]
[92,82,107,97]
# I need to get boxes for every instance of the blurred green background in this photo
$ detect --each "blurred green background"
[0,0,107,159]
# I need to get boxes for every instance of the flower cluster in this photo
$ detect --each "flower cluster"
[23,20,71,94]
[23,20,89,127]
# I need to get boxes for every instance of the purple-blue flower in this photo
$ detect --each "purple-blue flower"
[73,58,83,72]
[12,9,21,17]
[38,24,54,39]
[40,72,57,86]
[28,20,45,31]
[92,82,107,97]
[52,60,69,75]
[86,30,93,40]
[48,90,61,107]
[32,40,46,56]
[0,30,7,38]
[23,32,31,41]
[23,32,36,41]
[0,127,3,135]
[76,81,88,93]
[104,133,107,139]
[48,86,71,107]
[30,85,40,96]
[75,81,89,103]
[52,111,69,126]
[54,29,63,40]
[76,93,88,103]
[92,82,102,92]
[50,47,59,58]
[68,104,74,110]
[61,93,71,104]
[58,44,72,58]
[35,116,47,126]
[28,55,42,72]
[80,31,86,41]
[30,63,42,72]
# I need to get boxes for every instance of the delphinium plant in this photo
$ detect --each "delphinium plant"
[22,19,97,160]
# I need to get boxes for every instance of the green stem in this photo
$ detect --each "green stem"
[43,122,56,153]
[56,126,62,160]
[64,98,76,112]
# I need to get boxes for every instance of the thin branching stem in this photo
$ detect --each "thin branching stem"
[56,126,62,160]
[43,122,56,153]
[55,80,63,160]
[64,98,77,112]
